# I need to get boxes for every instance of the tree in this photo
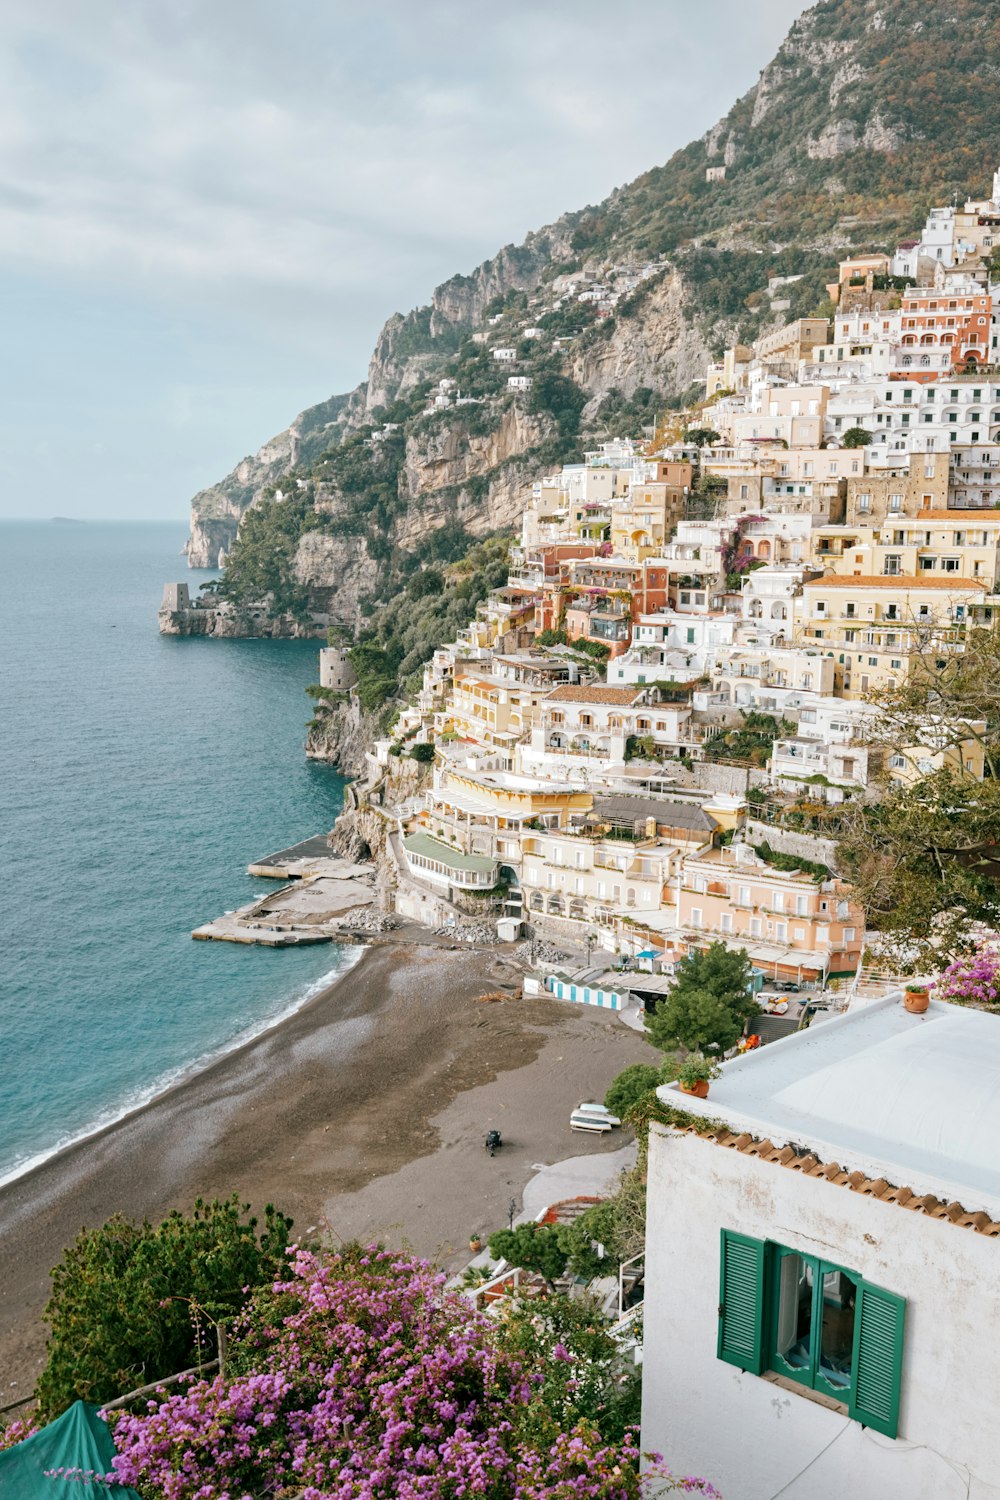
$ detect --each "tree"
[683,427,720,448]
[408,740,436,762]
[838,771,1000,962]
[604,1063,664,1118]
[496,1292,641,1447]
[841,426,872,449]
[36,1197,293,1419]
[646,941,759,1054]
[836,626,1000,960]
[487,1223,568,1290]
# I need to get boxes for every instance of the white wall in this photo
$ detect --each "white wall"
[641,1127,1000,1500]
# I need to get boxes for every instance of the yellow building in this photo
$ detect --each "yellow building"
[810,510,1000,589]
[412,765,593,862]
[795,574,985,696]
[887,719,988,787]
[435,663,552,750]
[611,478,688,561]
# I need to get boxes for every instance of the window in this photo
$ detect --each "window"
[717,1231,906,1439]
[720,912,733,933]
[690,908,703,929]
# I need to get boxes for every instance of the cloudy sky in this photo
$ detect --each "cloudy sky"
[0,0,807,521]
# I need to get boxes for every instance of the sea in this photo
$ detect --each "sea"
[0,520,354,1187]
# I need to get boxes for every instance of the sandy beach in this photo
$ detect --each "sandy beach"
[0,940,658,1406]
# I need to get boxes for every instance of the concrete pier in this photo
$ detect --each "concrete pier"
[194,848,378,946]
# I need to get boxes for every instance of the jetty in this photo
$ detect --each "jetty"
[193,838,377,947]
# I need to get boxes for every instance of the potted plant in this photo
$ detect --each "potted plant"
[677,1053,721,1099]
[904,984,930,1015]
[469,1234,483,1254]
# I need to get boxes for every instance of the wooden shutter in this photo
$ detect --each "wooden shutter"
[717,1230,767,1374]
[849,1280,906,1439]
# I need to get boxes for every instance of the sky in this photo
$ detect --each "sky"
[0,0,808,522]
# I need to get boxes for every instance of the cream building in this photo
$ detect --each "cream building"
[795,575,985,695]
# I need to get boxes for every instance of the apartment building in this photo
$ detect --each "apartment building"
[795,575,984,695]
[845,452,950,524]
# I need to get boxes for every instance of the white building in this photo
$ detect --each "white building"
[642,995,1000,1500]
[492,347,517,363]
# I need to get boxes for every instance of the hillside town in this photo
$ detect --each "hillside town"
[315,171,1000,1001]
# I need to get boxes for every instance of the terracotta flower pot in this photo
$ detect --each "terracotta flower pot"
[904,988,929,1014]
[680,1079,710,1099]
[469,1237,483,1253]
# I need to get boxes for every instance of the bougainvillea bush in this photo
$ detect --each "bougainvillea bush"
[933,945,1000,1010]
[109,1246,718,1499]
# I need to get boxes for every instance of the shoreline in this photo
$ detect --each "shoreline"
[0,945,366,1194]
[0,942,659,1404]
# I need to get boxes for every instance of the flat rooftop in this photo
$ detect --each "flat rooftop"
[660,996,1000,1215]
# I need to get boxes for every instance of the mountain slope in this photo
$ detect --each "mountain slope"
[185,0,1000,613]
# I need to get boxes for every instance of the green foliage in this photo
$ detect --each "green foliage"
[409,741,436,763]
[645,941,759,1054]
[495,1293,641,1447]
[625,734,658,763]
[838,770,1000,961]
[754,841,829,880]
[535,627,569,647]
[528,371,586,440]
[683,427,720,448]
[604,1062,664,1118]
[556,1201,621,1282]
[347,534,511,710]
[842,426,872,449]
[487,1223,568,1289]
[702,710,793,766]
[36,1196,293,1419]
[677,1052,721,1089]
[219,491,317,618]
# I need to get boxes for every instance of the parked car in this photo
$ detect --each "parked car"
[570,1109,614,1133]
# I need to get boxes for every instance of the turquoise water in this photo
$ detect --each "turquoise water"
[0,521,352,1185]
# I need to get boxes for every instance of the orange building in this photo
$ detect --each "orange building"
[676,845,863,982]
[898,287,993,377]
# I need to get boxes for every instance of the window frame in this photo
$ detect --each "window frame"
[717,1230,905,1439]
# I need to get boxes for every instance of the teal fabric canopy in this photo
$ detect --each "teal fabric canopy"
[0,1401,139,1497]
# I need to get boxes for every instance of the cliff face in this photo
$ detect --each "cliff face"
[185,392,355,567]
[570,270,711,411]
[306,695,383,777]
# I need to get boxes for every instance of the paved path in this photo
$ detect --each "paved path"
[518,1144,637,1223]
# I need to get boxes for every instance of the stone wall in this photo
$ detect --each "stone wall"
[745,818,840,872]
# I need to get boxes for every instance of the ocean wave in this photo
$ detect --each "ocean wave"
[0,946,365,1192]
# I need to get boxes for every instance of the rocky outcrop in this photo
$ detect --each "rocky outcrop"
[160,600,325,638]
[572,271,712,408]
[184,393,355,566]
[329,753,432,904]
[306,695,382,776]
[292,532,381,631]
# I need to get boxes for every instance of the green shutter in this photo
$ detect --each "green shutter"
[849,1280,906,1439]
[717,1230,767,1374]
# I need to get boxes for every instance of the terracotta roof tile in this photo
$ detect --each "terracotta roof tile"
[672,1123,1000,1238]
[546,685,643,705]
[803,574,988,591]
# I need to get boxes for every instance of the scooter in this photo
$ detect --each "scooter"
[485,1129,502,1157]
